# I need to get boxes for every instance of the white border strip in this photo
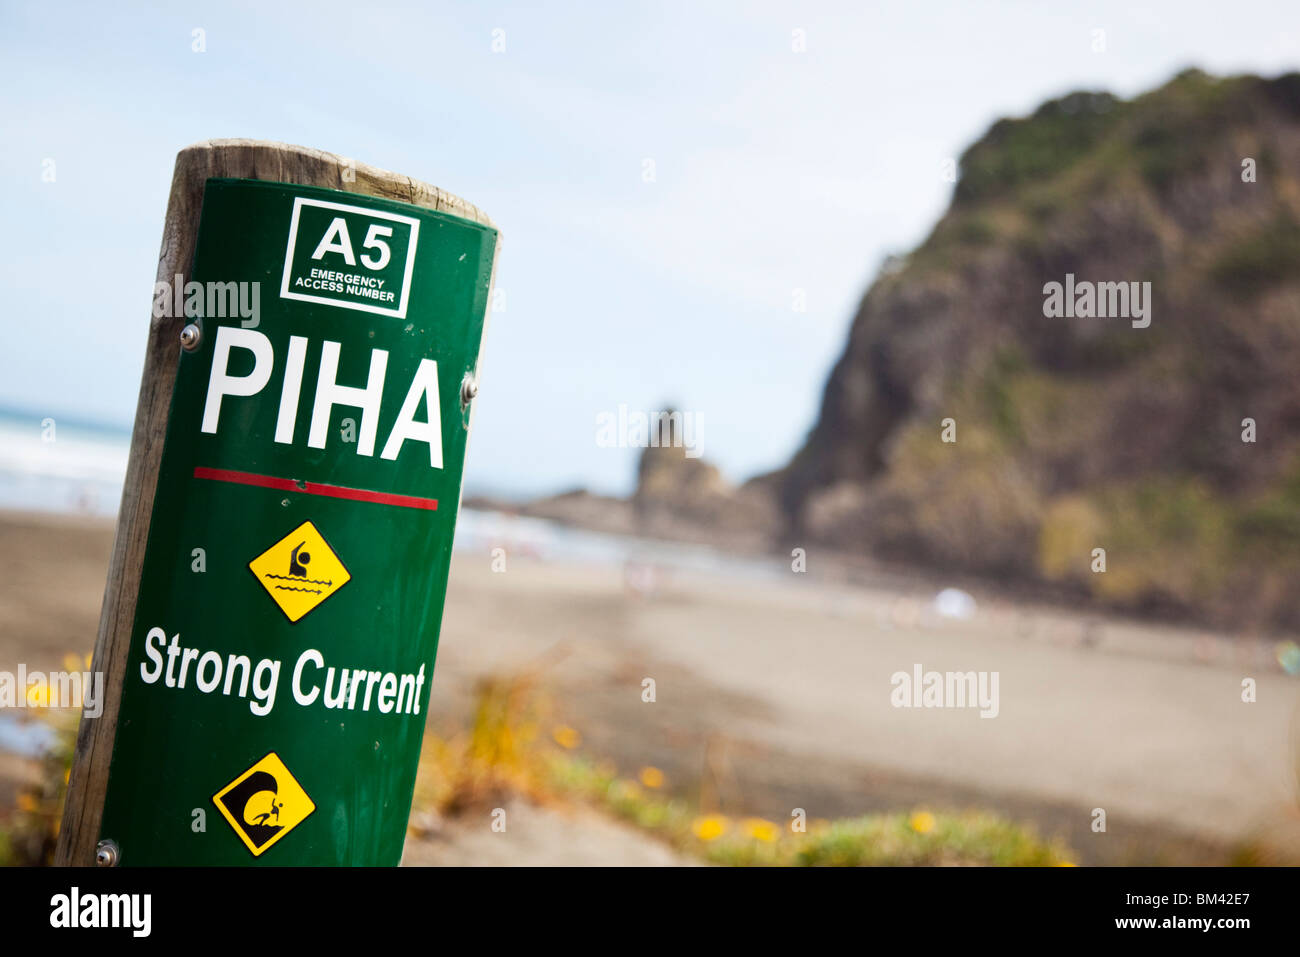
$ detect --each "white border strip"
[279,196,421,319]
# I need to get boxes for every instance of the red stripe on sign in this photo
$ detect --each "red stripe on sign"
[193,467,438,511]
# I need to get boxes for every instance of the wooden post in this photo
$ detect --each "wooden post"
[56,140,495,865]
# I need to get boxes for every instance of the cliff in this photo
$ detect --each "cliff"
[777,70,1300,630]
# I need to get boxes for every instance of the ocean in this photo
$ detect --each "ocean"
[0,406,130,518]
[0,404,779,579]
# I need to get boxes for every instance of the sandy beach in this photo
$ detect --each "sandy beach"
[2,509,1299,865]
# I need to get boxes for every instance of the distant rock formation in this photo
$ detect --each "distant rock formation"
[776,70,1300,630]
[631,410,778,548]
[515,409,780,550]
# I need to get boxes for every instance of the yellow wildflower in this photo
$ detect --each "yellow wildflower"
[638,766,665,789]
[909,810,936,834]
[551,725,581,749]
[743,818,779,842]
[693,815,729,841]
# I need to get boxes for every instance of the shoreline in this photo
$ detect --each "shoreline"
[2,507,1297,865]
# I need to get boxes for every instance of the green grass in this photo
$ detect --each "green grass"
[1209,216,1300,299]
[411,676,1079,867]
[955,91,1122,205]
[549,755,1075,867]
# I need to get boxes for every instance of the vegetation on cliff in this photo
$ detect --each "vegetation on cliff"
[779,69,1300,631]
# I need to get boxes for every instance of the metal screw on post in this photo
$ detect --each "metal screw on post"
[460,372,478,410]
[180,323,202,352]
[95,839,120,867]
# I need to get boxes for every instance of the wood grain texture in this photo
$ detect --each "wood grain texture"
[55,140,493,865]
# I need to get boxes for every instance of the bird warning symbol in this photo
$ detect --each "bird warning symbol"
[212,752,316,857]
[248,520,351,622]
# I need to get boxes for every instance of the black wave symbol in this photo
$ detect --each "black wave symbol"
[263,572,333,587]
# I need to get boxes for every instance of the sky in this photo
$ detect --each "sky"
[2,1,1298,498]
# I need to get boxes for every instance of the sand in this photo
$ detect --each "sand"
[3,509,1299,864]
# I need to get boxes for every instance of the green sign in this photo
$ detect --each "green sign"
[97,179,497,865]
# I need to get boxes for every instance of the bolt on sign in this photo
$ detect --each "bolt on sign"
[83,155,498,866]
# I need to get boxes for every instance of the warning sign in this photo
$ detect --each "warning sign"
[249,520,351,622]
[212,752,316,857]
[95,178,498,865]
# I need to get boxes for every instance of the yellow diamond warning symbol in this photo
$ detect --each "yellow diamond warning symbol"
[212,752,316,857]
[249,520,351,622]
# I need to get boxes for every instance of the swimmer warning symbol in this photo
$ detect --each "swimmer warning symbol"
[249,520,351,622]
[212,752,316,857]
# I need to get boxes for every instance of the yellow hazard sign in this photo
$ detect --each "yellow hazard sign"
[249,520,351,622]
[212,752,316,857]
